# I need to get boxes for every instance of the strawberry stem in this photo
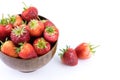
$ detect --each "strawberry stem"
[89,43,100,54]
[8,15,16,24]
[22,2,28,10]
[58,45,70,58]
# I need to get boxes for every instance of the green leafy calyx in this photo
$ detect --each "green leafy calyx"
[12,26,26,37]
[29,19,38,29]
[35,38,47,49]
[8,15,16,24]
[89,43,99,54]
[0,14,9,25]
[46,26,55,34]
[58,45,70,58]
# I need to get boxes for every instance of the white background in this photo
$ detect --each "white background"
[0,0,120,80]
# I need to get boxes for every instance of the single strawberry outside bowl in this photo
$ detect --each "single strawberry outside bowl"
[0,15,58,73]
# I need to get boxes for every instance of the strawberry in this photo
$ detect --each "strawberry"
[21,3,38,21]
[5,23,13,37]
[75,42,98,59]
[0,25,7,41]
[27,19,44,37]
[44,20,55,28]
[59,46,78,66]
[18,43,37,59]
[44,26,59,43]
[0,15,13,40]
[0,40,18,57]
[10,25,30,45]
[33,37,51,56]
[9,15,23,27]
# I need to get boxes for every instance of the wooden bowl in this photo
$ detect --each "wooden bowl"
[0,15,58,73]
[0,42,57,72]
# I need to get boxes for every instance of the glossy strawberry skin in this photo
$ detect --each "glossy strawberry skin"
[60,48,78,66]
[27,19,44,37]
[0,25,7,41]
[33,38,51,56]
[1,40,18,57]
[75,43,91,59]
[18,43,37,59]
[21,7,38,22]
[44,26,59,43]
[44,20,55,28]
[5,24,13,36]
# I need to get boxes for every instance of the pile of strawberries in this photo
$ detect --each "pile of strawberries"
[59,43,98,66]
[0,4,59,59]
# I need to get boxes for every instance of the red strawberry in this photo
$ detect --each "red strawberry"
[0,15,13,40]
[44,26,59,43]
[18,43,37,59]
[1,40,18,57]
[10,25,30,45]
[9,15,23,27]
[75,42,98,59]
[59,46,78,66]
[21,3,38,21]
[33,37,51,56]
[27,19,44,37]
[0,25,7,41]
[44,20,55,28]
[5,23,13,36]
